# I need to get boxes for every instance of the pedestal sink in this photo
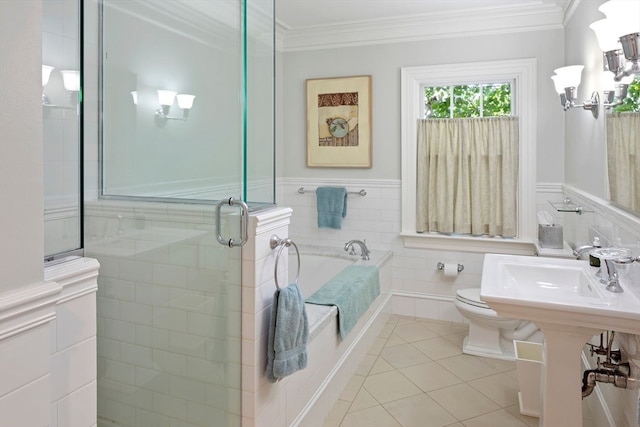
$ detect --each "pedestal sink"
[480,254,640,427]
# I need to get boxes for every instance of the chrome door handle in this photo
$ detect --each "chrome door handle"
[216,197,249,247]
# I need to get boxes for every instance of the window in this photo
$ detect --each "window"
[400,59,537,254]
[424,83,512,118]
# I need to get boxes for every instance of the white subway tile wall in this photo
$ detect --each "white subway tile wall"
[279,178,481,323]
[86,202,242,427]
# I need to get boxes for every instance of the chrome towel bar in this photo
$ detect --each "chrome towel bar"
[297,187,366,196]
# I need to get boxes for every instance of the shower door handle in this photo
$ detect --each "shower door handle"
[216,197,249,247]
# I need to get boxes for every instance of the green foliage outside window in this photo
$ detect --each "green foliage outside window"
[612,77,640,113]
[425,83,511,118]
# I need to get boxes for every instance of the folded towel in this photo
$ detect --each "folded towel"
[305,265,380,340]
[266,283,309,382]
[316,187,348,229]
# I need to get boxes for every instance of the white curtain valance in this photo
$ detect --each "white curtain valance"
[416,116,519,237]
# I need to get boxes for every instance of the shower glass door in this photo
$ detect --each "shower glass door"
[87,1,274,426]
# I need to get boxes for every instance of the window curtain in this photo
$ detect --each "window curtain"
[416,116,519,237]
[606,112,640,213]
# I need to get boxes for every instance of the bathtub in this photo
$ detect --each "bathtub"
[283,245,393,427]
[290,246,391,339]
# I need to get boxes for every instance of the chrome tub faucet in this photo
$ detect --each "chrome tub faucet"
[344,239,370,260]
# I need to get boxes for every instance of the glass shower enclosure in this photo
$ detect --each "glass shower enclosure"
[85,1,274,426]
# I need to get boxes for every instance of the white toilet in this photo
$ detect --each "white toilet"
[454,288,542,360]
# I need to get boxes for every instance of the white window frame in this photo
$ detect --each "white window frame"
[400,58,537,254]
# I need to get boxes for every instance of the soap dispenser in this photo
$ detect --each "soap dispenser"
[589,237,602,267]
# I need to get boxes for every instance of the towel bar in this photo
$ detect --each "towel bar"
[297,187,366,196]
[270,234,301,289]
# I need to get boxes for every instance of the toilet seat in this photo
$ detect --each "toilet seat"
[456,288,490,310]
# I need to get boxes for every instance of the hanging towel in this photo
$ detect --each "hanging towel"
[266,283,309,383]
[316,187,348,229]
[306,265,380,340]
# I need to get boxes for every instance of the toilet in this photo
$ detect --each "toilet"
[455,288,542,360]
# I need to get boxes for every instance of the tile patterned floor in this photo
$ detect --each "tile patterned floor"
[322,315,596,427]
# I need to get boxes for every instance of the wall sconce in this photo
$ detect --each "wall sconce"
[130,91,138,105]
[590,1,640,82]
[551,65,600,118]
[154,89,195,121]
[602,72,634,109]
[42,65,54,105]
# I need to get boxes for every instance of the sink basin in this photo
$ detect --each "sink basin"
[502,262,597,299]
[481,254,640,335]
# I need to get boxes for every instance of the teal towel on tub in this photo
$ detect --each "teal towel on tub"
[266,283,309,382]
[316,187,348,229]
[305,265,380,340]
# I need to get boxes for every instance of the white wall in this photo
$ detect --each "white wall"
[279,29,566,183]
[0,0,45,293]
[0,4,97,427]
[564,0,609,199]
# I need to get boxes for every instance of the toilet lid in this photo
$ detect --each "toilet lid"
[456,288,490,309]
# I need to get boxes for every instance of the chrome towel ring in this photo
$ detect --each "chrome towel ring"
[270,234,301,290]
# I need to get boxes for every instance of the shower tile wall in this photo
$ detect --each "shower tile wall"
[85,201,242,427]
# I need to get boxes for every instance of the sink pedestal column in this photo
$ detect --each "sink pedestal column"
[537,323,601,427]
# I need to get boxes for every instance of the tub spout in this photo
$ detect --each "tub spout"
[344,239,370,260]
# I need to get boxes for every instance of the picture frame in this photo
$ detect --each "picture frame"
[306,75,372,168]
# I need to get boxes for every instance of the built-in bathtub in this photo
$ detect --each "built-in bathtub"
[290,247,390,340]
[283,245,392,426]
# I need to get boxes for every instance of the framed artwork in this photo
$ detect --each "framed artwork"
[306,75,372,168]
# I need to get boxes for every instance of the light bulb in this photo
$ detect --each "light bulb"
[553,65,584,89]
[60,70,80,92]
[157,90,177,106]
[599,1,640,36]
[550,75,564,94]
[590,19,622,52]
[176,94,195,109]
[42,65,54,87]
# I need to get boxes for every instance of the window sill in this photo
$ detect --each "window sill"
[400,231,535,255]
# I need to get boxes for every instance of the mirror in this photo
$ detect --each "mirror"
[42,0,82,258]
[606,77,640,217]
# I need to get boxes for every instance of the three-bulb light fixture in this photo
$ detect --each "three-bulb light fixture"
[551,0,639,118]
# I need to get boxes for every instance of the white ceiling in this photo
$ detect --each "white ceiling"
[274,0,575,51]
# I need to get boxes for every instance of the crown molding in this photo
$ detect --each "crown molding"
[562,0,582,27]
[279,3,564,52]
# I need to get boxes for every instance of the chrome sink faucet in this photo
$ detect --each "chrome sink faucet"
[602,256,640,293]
[344,239,370,260]
[573,240,602,259]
